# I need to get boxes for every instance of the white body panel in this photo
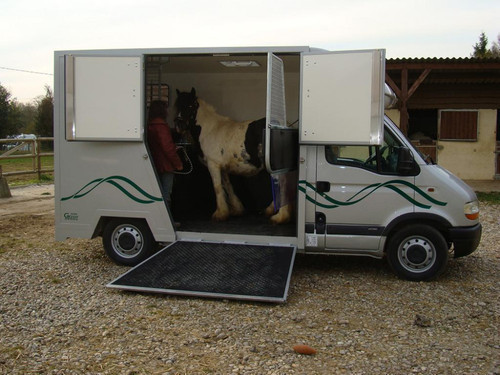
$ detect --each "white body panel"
[300,50,385,145]
[66,56,143,141]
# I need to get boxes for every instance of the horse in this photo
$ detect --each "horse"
[174,88,293,224]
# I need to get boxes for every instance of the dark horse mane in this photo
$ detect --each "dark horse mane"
[174,88,204,159]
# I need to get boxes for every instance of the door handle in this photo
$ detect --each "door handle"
[316,181,330,193]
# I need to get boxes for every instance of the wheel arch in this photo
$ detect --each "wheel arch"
[91,216,151,239]
[382,213,452,251]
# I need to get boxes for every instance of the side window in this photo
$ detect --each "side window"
[325,127,404,174]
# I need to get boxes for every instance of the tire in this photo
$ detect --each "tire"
[386,224,449,281]
[102,218,155,266]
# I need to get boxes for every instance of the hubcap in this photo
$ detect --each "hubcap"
[398,236,435,273]
[112,224,143,258]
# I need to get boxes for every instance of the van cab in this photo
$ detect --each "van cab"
[300,115,481,280]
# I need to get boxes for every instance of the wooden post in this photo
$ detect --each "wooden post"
[386,67,432,136]
[400,68,409,135]
[0,165,12,198]
[36,138,42,181]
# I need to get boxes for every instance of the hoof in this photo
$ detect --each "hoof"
[269,204,293,225]
[264,202,276,217]
[212,210,229,221]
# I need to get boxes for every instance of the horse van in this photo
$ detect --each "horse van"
[54,46,481,302]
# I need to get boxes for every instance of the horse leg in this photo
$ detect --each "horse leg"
[206,161,230,221]
[221,170,244,216]
[267,171,296,224]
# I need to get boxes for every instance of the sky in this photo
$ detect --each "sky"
[1,0,498,103]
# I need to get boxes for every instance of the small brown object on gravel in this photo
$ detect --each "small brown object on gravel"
[293,344,317,355]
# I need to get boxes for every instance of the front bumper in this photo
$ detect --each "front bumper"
[449,223,482,258]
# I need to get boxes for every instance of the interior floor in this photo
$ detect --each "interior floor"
[175,212,296,237]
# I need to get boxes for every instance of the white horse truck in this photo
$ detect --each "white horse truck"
[54,46,481,302]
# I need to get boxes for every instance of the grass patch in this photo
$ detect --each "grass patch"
[7,173,54,187]
[1,154,54,186]
[477,192,500,204]
[0,155,53,171]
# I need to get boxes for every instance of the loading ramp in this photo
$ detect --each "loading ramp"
[107,241,296,303]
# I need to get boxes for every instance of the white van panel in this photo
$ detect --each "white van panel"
[66,56,143,141]
[300,50,385,145]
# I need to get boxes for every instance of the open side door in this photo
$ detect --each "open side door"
[300,49,385,145]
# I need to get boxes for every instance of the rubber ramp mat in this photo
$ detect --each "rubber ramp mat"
[107,241,296,303]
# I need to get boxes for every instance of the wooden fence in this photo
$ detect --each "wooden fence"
[0,137,54,180]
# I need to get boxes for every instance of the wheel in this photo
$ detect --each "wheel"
[102,219,155,266]
[386,224,449,281]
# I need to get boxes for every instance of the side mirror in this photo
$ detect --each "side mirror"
[397,147,418,175]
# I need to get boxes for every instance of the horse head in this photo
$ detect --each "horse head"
[174,87,199,135]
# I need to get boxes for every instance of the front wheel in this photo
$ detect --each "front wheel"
[386,224,449,281]
[102,219,155,266]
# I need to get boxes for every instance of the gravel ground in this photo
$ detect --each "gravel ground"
[0,187,498,374]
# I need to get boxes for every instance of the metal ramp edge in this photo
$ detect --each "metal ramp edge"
[107,240,297,303]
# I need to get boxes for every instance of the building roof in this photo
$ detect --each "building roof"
[385,57,500,113]
[387,57,500,65]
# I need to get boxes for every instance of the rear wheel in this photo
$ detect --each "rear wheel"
[102,219,155,266]
[387,224,448,281]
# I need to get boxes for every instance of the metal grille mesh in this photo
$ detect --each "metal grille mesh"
[268,54,286,127]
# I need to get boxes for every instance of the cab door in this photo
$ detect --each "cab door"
[298,49,389,253]
[314,124,416,253]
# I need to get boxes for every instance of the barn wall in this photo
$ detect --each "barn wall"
[385,109,400,127]
[384,109,497,180]
[438,109,497,180]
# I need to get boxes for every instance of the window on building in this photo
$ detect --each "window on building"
[408,109,438,141]
[439,110,478,141]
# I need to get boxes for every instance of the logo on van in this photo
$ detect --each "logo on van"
[64,212,79,221]
[61,176,163,204]
[298,179,447,210]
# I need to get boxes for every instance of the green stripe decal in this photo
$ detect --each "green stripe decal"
[61,176,163,204]
[298,180,447,210]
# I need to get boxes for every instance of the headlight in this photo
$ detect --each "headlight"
[464,200,479,220]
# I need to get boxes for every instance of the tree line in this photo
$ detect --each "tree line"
[0,84,53,139]
[471,32,500,58]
